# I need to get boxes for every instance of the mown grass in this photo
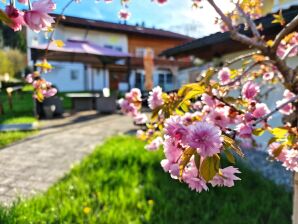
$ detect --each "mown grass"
[0,92,36,124]
[0,136,292,224]
[0,90,72,124]
[0,131,37,148]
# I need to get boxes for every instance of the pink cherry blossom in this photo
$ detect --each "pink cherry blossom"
[163,137,182,163]
[206,106,230,129]
[145,137,163,151]
[5,5,25,31]
[183,162,208,192]
[244,112,255,123]
[25,73,34,83]
[236,123,252,138]
[282,149,298,172]
[133,113,148,125]
[18,0,28,4]
[155,0,168,5]
[24,0,56,32]
[209,166,241,187]
[218,67,231,85]
[148,86,164,110]
[43,88,57,98]
[164,116,188,142]
[268,142,286,162]
[277,90,296,115]
[187,121,222,157]
[263,72,274,81]
[242,81,260,100]
[201,93,217,107]
[125,88,142,103]
[118,99,138,116]
[252,103,270,119]
[118,9,131,20]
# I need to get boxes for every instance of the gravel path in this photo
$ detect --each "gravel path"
[0,114,134,205]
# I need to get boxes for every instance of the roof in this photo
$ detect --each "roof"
[31,39,130,65]
[160,5,298,60]
[51,14,194,41]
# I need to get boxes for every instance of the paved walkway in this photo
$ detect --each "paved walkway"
[0,114,135,205]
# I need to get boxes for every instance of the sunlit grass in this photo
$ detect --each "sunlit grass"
[0,136,292,223]
[0,131,37,149]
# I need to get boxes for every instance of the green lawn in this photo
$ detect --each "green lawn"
[0,91,36,124]
[0,131,37,149]
[0,90,72,124]
[0,136,291,224]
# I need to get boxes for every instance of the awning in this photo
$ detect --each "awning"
[30,39,130,65]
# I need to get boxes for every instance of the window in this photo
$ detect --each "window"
[70,70,79,81]
[136,48,154,57]
[104,45,123,52]
[135,72,144,90]
[158,72,173,90]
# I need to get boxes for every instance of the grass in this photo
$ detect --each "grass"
[0,131,36,149]
[0,136,292,224]
[0,91,36,124]
[0,90,73,124]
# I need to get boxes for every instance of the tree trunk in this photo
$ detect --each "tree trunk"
[291,100,298,224]
[293,172,298,224]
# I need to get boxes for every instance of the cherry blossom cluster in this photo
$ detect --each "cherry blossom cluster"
[160,116,241,192]
[120,56,298,192]
[4,0,56,32]
[118,88,148,125]
[277,32,298,58]
[25,71,57,102]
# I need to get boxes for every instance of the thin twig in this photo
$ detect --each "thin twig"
[44,0,75,57]
[235,2,261,39]
[222,60,273,87]
[282,44,298,60]
[206,0,266,51]
[272,14,298,52]
[213,95,244,114]
[253,94,298,126]
[224,51,261,67]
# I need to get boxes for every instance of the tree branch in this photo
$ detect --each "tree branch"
[224,51,261,67]
[206,0,266,51]
[206,0,234,30]
[235,2,261,39]
[282,44,298,60]
[253,94,298,126]
[222,60,273,86]
[44,0,75,57]
[272,14,298,51]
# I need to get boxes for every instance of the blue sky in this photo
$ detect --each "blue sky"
[54,0,234,38]
[1,0,233,38]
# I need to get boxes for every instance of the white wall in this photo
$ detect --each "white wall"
[42,62,85,92]
[27,25,128,53]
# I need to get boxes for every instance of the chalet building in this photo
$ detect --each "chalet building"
[26,15,192,93]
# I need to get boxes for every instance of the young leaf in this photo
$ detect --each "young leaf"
[252,128,265,136]
[200,155,220,182]
[222,135,244,158]
[270,127,288,139]
[178,85,205,107]
[194,152,201,171]
[224,150,236,164]
[272,10,285,26]
[53,40,65,48]
[179,148,195,179]
[272,144,284,158]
